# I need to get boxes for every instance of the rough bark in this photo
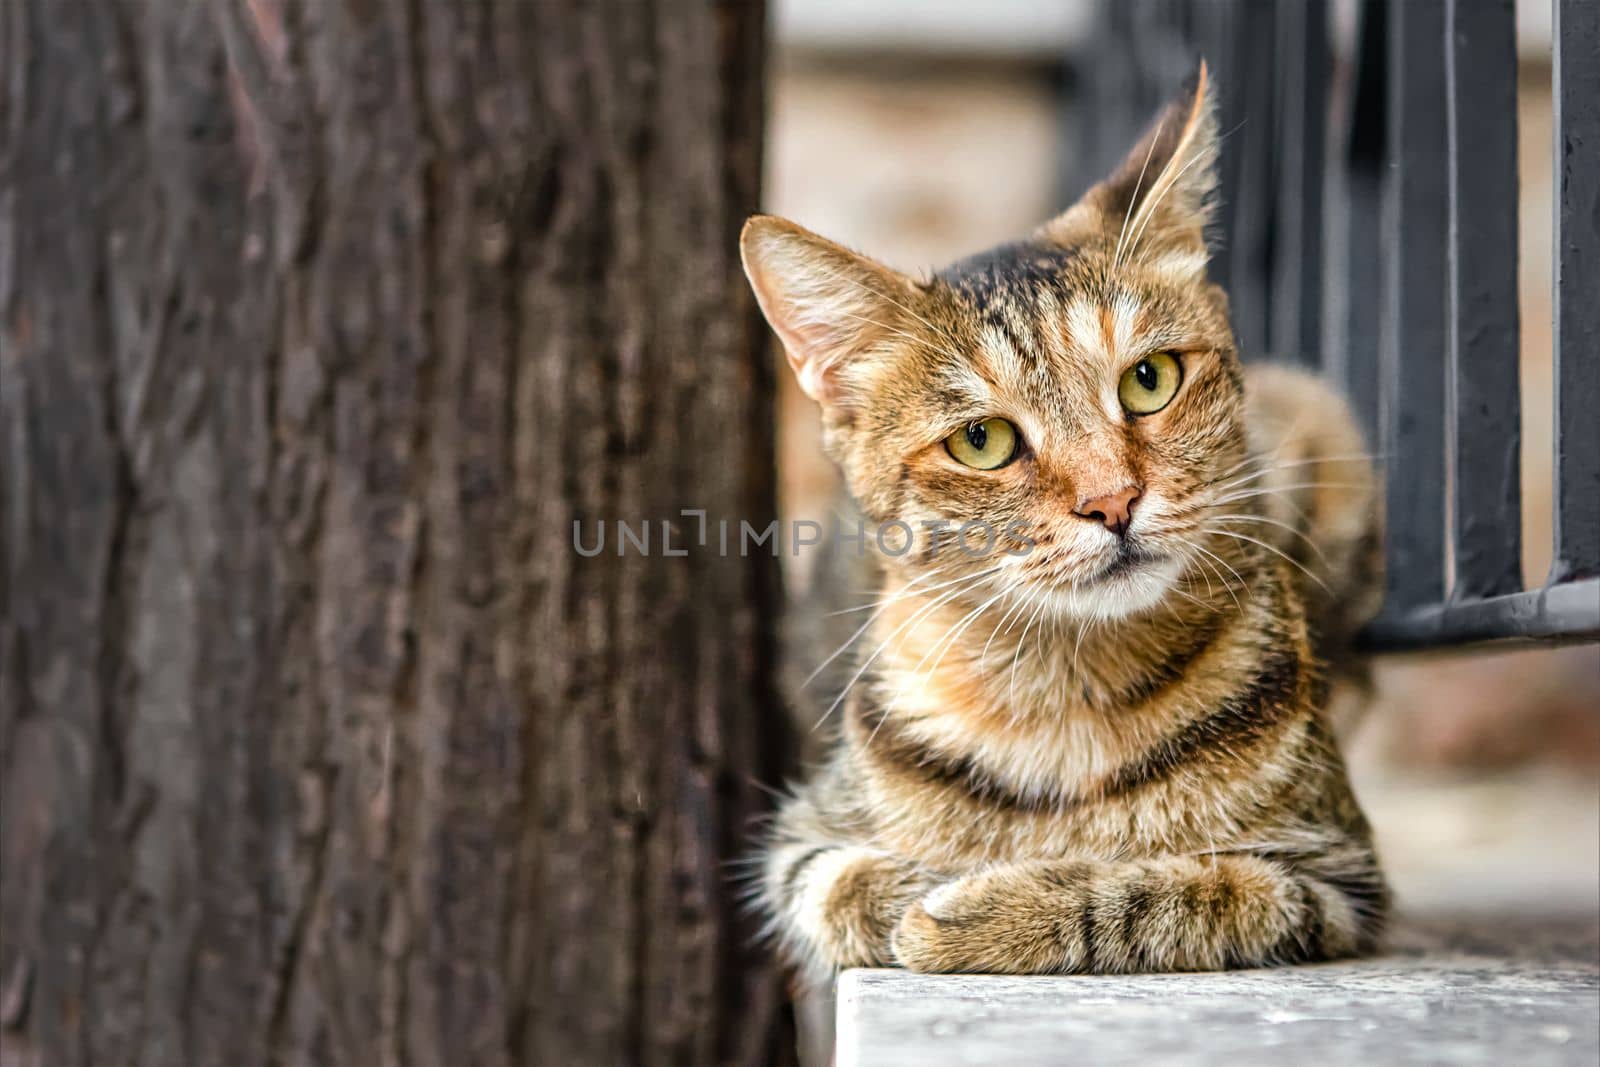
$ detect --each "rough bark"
[0,1,792,1064]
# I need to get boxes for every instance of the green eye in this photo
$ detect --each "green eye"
[1119,352,1183,415]
[945,417,1019,470]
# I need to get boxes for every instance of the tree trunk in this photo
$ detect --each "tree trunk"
[0,1,792,1064]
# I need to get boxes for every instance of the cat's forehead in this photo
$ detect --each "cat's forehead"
[933,240,1091,308]
[931,239,1154,352]
[926,239,1177,399]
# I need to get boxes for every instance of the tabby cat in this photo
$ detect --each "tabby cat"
[740,65,1387,987]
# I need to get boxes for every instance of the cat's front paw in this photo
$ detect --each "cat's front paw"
[891,869,1050,974]
[889,898,966,974]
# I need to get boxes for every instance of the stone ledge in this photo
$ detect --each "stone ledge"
[836,915,1600,1067]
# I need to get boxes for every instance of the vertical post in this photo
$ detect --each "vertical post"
[1380,0,1449,612]
[0,1,794,1064]
[1552,0,1600,582]
[1329,0,1387,441]
[1214,0,1280,358]
[1445,0,1522,600]
[1271,0,1329,364]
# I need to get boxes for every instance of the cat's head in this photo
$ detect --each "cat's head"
[742,65,1246,621]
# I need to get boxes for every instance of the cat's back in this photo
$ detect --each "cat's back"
[1243,364,1384,662]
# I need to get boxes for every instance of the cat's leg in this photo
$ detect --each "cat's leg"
[763,836,934,983]
[890,851,1386,975]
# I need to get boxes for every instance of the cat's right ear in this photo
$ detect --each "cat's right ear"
[740,215,917,407]
[1040,62,1219,267]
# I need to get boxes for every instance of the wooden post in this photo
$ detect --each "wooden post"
[0,1,793,1064]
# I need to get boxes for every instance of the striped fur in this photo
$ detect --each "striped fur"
[743,65,1387,989]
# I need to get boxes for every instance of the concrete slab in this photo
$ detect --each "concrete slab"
[836,915,1600,1067]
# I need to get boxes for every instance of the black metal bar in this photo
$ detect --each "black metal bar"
[1377,0,1449,613]
[1361,578,1600,650]
[1329,0,1387,442]
[1444,0,1522,601]
[1270,0,1329,365]
[1216,0,1279,358]
[1552,0,1600,583]
[1194,0,1243,302]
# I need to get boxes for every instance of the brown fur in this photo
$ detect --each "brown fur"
[743,64,1386,988]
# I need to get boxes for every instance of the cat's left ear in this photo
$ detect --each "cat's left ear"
[1042,61,1219,269]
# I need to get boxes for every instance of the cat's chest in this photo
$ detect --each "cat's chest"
[852,692,1304,870]
[850,619,1309,869]
[868,673,1173,805]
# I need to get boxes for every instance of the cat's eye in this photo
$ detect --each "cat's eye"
[1118,352,1183,415]
[945,417,1019,470]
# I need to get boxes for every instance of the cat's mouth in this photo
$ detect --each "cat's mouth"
[1062,542,1186,618]
[1022,541,1185,620]
[1092,541,1165,583]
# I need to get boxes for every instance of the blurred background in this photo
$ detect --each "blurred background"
[5,3,1592,1063]
[766,0,1599,920]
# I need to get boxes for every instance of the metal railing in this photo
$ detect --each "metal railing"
[1073,0,1599,649]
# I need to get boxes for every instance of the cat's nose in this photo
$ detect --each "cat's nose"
[1074,485,1141,537]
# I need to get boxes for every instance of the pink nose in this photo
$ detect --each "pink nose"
[1074,485,1141,537]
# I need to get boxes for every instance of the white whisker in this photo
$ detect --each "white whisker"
[814,570,992,732]
[803,566,965,688]
[1209,512,1330,567]
[980,584,1037,669]
[1114,118,1166,268]
[915,583,1016,681]
[1123,119,1245,263]
[1204,452,1382,495]
[1202,527,1331,594]
[824,565,988,617]
[1187,540,1251,612]
[1206,483,1369,514]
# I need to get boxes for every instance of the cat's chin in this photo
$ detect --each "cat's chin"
[1037,553,1186,622]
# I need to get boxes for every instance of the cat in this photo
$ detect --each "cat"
[740,63,1388,988]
